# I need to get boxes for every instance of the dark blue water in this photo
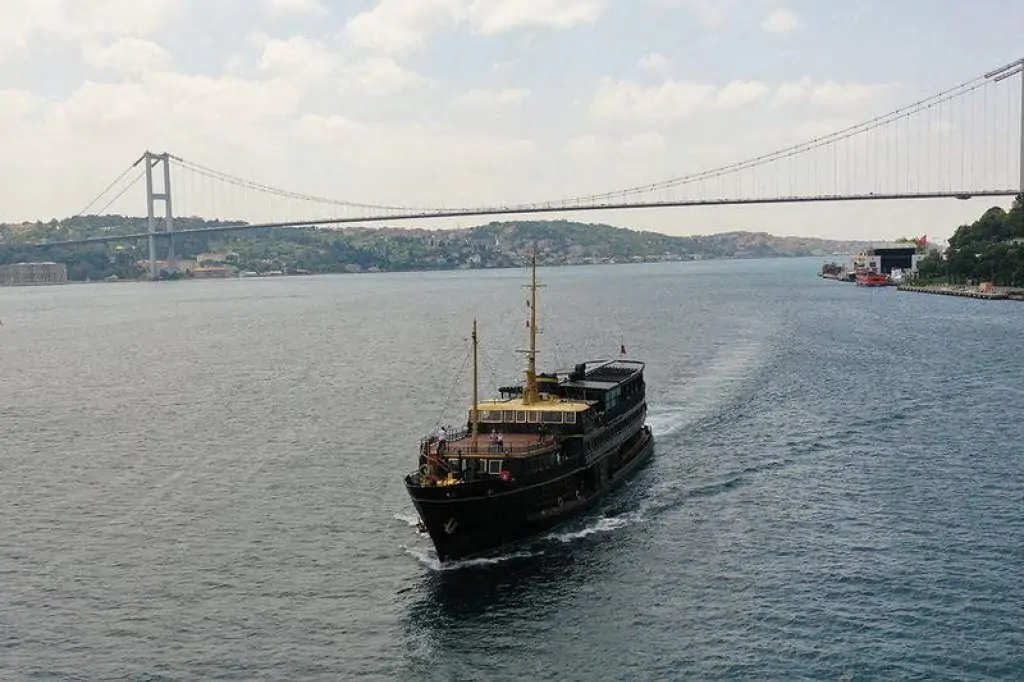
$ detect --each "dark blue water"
[1,259,1021,680]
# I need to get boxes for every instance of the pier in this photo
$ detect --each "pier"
[897,284,1011,300]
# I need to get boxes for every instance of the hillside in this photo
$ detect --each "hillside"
[916,195,1024,285]
[1,216,876,281]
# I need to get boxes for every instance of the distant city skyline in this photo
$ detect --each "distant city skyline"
[1,0,1023,241]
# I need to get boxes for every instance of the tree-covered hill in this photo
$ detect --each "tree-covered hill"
[916,195,1024,285]
[1,216,876,281]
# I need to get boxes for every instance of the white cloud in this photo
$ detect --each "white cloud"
[566,134,602,157]
[457,88,530,106]
[56,74,302,132]
[808,81,890,107]
[648,0,732,28]
[591,79,712,120]
[348,57,427,95]
[81,38,173,77]
[255,38,423,95]
[0,89,39,120]
[345,0,604,54]
[467,0,604,34]
[775,78,891,108]
[0,0,178,54]
[264,0,328,17]
[259,37,338,82]
[620,132,666,152]
[762,8,800,33]
[591,78,771,121]
[296,114,538,173]
[639,53,671,72]
[592,75,891,124]
[566,132,667,157]
[716,81,770,108]
[344,0,456,54]
[776,76,811,105]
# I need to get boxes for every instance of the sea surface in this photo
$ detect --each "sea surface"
[1,258,1021,681]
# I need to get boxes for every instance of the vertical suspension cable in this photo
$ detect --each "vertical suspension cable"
[831,140,836,195]
[906,114,911,193]
[954,91,962,189]
[895,114,900,194]
[1003,78,1011,187]
[983,81,989,190]
[970,86,975,190]
[925,99,930,192]
[943,98,949,193]
[813,141,818,195]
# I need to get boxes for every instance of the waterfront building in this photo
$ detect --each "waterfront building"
[0,262,67,286]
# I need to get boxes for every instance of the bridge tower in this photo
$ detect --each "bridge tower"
[144,151,175,280]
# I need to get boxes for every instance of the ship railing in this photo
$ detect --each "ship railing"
[445,440,558,457]
[420,430,558,457]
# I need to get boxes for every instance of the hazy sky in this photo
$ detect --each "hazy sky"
[2,0,1024,241]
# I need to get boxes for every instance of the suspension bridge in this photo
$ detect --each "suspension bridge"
[25,57,1024,281]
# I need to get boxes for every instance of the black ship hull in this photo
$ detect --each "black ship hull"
[407,426,654,563]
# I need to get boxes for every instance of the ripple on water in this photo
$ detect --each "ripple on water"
[0,260,1021,680]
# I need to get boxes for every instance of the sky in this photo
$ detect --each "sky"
[2,0,1024,241]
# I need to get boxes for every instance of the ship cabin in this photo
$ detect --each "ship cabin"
[416,360,645,487]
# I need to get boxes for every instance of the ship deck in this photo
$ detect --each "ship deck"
[427,431,557,459]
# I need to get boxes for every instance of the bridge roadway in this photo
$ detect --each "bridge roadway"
[28,189,1020,248]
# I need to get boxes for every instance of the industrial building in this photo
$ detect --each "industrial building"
[0,262,68,286]
[852,245,920,276]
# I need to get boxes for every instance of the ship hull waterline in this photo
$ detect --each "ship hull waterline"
[407,426,655,564]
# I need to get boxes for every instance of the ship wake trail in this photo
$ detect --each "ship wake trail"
[544,513,640,544]
[402,545,541,571]
[646,338,767,440]
[532,341,775,548]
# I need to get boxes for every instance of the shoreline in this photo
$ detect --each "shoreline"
[3,254,831,287]
[897,283,1024,301]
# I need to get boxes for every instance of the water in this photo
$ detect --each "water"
[1,259,1021,680]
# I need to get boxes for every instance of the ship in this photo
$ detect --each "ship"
[855,271,890,287]
[404,254,654,563]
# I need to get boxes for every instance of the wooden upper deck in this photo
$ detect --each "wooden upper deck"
[425,430,557,459]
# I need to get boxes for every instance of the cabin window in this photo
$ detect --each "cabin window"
[488,459,503,475]
[541,412,563,424]
[564,412,576,423]
[480,410,502,422]
[528,411,540,423]
[502,410,516,422]
[516,411,527,423]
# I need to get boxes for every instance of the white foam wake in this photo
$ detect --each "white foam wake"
[393,512,421,527]
[403,545,541,571]
[544,506,650,544]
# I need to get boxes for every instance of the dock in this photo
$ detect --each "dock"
[897,284,1010,300]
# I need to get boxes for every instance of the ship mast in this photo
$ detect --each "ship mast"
[522,248,542,405]
[471,318,479,451]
